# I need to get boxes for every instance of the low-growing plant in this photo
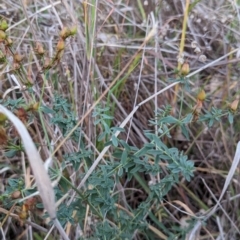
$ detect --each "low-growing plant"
[0,2,240,240]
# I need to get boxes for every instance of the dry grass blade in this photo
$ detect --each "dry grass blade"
[0,105,56,219]
[204,141,240,221]
[2,0,240,238]
[0,105,70,239]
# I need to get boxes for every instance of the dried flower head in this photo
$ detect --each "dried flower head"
[194,47,201,54]
[199,55,207,62]
[203,26,208,32]
[177,57,184,64]
[177,52,185,64]
[196,18,201,23]
[191,41,198,49]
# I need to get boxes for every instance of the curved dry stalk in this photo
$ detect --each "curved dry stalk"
[0,105,69,240]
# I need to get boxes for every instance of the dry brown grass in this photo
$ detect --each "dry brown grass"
[0,0,240,239]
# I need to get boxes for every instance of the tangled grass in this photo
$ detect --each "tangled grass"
[0,0,240,239]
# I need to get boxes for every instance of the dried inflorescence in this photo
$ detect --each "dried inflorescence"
[0,18,77,76]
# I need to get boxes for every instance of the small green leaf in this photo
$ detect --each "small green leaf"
[118,167,123,177]
[111,127,125,133]
[5,149,18,158]
[121,150,128,165]
[111,135,118,147]
[98,132,106,141]
[160,116,179,124]
[181,125,189,140]
[182,113,193,124]
[41,106,55,114]
[93,119,101,125]
[228,112,234,124]
[119,140,131,151]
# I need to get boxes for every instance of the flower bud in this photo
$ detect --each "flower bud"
[0,19,8,31]
[28,102,40,111]
[43,57,52,69]
[230,99,239,112]
[180,62,190,76]
[15,108,28,123]
[70,25,77,35]
[60,27,70,39]
[32,102,40,111]
[0,113,7,125]
[5,37,13,46]
[197,89,206,101]
[14,53,24,63]
[56,39,65,51]
[12,190,21,199]
[18,204,28,220]
[0,30,6,41]
[35,42,45,55]
[55,50,64,61]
